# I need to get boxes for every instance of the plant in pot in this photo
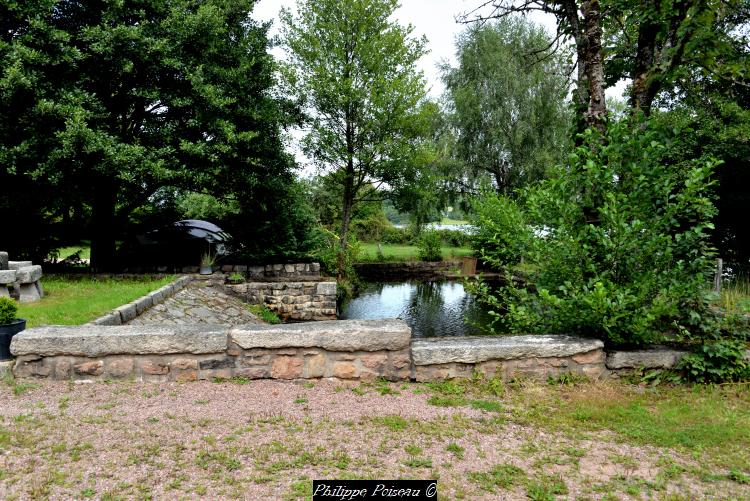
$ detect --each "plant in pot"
[0,297,25,360]
[200,252,215,275]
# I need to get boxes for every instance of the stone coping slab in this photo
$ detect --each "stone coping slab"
[0,270,16,284]
[411,335,604,366]
[10,325,229,357]
[606,348,688,369]
[230,319,410,352]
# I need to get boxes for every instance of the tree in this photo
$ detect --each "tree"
[442,17,571,195]
[280,0,431,279]
[0,0,295,269]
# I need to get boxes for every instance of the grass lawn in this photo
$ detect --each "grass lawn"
[16,275,176,327]
[359,243,473,262]
[0,378,747,499]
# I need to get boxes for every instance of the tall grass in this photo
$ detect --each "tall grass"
[720,274,750,315]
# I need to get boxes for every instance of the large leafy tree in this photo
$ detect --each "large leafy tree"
[280,0,431,279]
[442,17,571,195]
[0,0,295,269]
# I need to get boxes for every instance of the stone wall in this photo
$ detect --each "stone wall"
[121,262,322,278]
[354,261,461,280]
[10,320,411,382]
[225,281,337,321]
[411,335,606,381]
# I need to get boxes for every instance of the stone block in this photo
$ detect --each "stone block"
[0,251,8,270]
[271,356,303,379]
[411,335,604,366]
[0,287,9,299]
[13,356,51,378]
[316,282,337,296]
[107,358,134,378]
[133,295,153,316]
[74,360,103,376]
[0,270,16,285]
[284,264,296,273]
[230,319,411,352]
[572,349,605,365]
[54,359,71,379]
[141,360,169,375]
[10,325,229,357]
[8,261,32,270]
[18,283,41,302]
[170,358,199,370]
[333,361,357,379]
[235,265,247,272]
[198,358,234,370]
[304,354,327,377]
[310,263,321,272]
[234,367,270,379]
[115,303,138,324]
[175,370,198,382]
[15,265,42,283]
[361,353,387,370]
[605,348,688,369]
[90,312,122,326]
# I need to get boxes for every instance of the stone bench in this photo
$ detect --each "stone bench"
[15,265,43,302]
[0,270,16,298]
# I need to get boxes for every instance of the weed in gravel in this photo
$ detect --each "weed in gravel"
[526,473,568,500]
[372,415,409,431]
[468,463,525,492]
[403,456,432,468]
[427,395,466,407]
[470,399,503,412]
[404,444,423,456]
[446,443,465,459]
[729,469,750,484]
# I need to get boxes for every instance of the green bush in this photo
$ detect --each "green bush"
[470,194,531,269]
[677,340,750,383]
[0,297,18,325]
[245,304,281,325]
[473,117,720,348]
[417,230,443,261]
[380,225,413,245]
[436,229,471,247]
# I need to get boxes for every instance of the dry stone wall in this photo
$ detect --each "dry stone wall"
[225,281,337,321]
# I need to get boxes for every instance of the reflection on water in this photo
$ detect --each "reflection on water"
[339,281,493,337]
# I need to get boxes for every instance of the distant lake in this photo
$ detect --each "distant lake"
[339,280,495,337]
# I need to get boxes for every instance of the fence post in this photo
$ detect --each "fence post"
[713,258,723,293]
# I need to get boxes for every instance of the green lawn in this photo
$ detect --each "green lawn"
[17,275,175,327]
[359,243,473,262]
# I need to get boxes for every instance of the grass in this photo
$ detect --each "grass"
[718,276,750,314]
[358,243,473,262]
[16,275,175,327]
[245,304,281,324]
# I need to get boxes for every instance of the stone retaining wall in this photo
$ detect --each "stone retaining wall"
[354,261,461,280]
[10,320,411,382]
[121,262,322,278]
[87,275,193,325]
[225,282,337,321]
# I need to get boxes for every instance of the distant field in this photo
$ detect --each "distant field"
[17,275,175,327]
[359,243,473,262]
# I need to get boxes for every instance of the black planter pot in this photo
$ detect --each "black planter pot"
[0,319,26,360]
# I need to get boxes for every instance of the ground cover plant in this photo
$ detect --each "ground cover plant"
[16,275,175,327]
[358,243,472,263]
[0,377,747,500]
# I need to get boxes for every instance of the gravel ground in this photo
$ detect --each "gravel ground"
[0,379,746,500]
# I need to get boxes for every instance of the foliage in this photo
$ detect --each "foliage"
[281,0,431,278]
[473,117,719,346]
[417,231,443,262]
[442,17,571,193]
[176,193,241,222]
[470,193,531,269]
[200,252,215,268]
[245,304,280,325]
[0,297,19,325]
[0,0,296,269]
[677,340,750,383]
[312,227,361,280]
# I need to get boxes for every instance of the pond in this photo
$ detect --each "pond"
[339,280,495,337]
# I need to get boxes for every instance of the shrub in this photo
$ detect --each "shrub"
[677,340,750,383]
[436,229,471,248]
[470,194,531,269]
[473,117,720,348]
[245,304,281,325]
[380,225,413,245]
[0,297,18,325]
[417,230,443,261]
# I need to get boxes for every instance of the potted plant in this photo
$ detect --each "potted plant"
[0,297,25,360]
[200,252,215,275]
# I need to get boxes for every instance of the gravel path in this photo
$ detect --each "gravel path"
[0,380,745,500]
[129,283,262,326]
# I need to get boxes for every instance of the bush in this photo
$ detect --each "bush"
[473,117,720,348]
[0,297,18,325]
[436,229,470,248]
[380,225,413,245]
[677,340,750,383]
[417,230,443,261]
[470,194,531,269]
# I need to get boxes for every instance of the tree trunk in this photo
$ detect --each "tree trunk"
[90,182,117,272]
[338,168,355,281]
[581,0,607,131]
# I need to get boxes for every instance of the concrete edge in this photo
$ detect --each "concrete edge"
[88,275,193,326]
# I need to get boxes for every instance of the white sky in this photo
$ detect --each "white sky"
[252,0,626,171]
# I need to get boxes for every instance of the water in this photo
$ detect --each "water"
[339,280,494,337]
